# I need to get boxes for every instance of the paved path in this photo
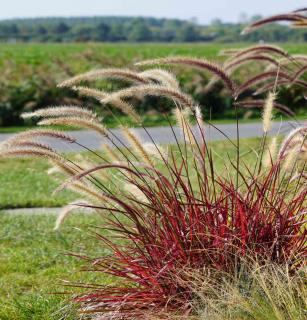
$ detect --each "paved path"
[0,121,301,152]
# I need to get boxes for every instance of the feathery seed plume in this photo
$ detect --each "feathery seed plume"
[58,68,149,88]
[54,200,94,231]
[102,84,195,110]
[22,106,98,120]
[72,86,142,124]
[174,107,196,144]
[122,126,155,167]
[136,57,236,95]
[140,69,179,89]
[263,136,278,168]
[71,86,107,100]
[283,150,298,172]
[0,147,63,162]
[242,13,307,34]
[102,144,122,162]
[262,92,276,133]
[1,140,54,152]
[278,127,307,159]
[2,129,76,147]
[38,117,108,137]
[143,142,168,161]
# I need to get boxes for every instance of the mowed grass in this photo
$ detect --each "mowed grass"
[0,213,113,320]
[0,137,262,209]
[0,157,76,209]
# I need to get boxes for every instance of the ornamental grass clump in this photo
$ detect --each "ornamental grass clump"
[1,11,306,319]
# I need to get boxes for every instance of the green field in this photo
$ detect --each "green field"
[1,42,306,66]
[0,42,306,129]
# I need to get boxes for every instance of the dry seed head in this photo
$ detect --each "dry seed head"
[58,68,149,88]
[278,127,307,159]
[72,86,141,124]
[174,107,196,145]
[234,99,294,117]
[68,182,111,203]
[0,147,75,178]
[2,129,76,146]
[195,105,204,131]
[47,166,60,175]
[262,92,276,133]
[229,44,290,60]
[0,147,62,162]
[122,126,155,167]
[102,144,122,162]
[103,84,195,110]
[136,57,236,95]
[107,98,142,124]
[49,159,77,176]
[54,200,94,231]
[22,106,98,120]
[1,140,54,152]
[236,71,291,98]
[72,86,107,100]
[225,54,279,74]
[140,69,179,89]
[283,149,298,172]
[242,13,307,34]
[143,142,168,161]
[263,136,278,168]
[265,54,307,72]
[38,117,108,137]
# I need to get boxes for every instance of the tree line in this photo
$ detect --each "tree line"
[0,16,306,43]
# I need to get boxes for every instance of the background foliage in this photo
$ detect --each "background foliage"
[0,43,306,127]
[0,16,306,43]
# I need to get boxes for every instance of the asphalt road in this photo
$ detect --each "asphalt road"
[0,121,301,152]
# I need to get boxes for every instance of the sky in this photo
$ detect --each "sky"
[0,0,306,23]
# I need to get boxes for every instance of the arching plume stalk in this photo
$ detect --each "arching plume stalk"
[136,56,237,96]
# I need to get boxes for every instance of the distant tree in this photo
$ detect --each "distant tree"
[96,22,110,41]
[9,23,19,35]
[54,22,70,34]
[176,24,200,42]
[37,25,47,35]
[109,24,126,41]
[0,16,304,43]
[211,18,223,27]
[128,19,153,42]
[73,25,93,41]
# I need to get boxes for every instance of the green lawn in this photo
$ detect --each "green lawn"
[0,213,111,320]
[0,137,263,209]
[0,157,76,209]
